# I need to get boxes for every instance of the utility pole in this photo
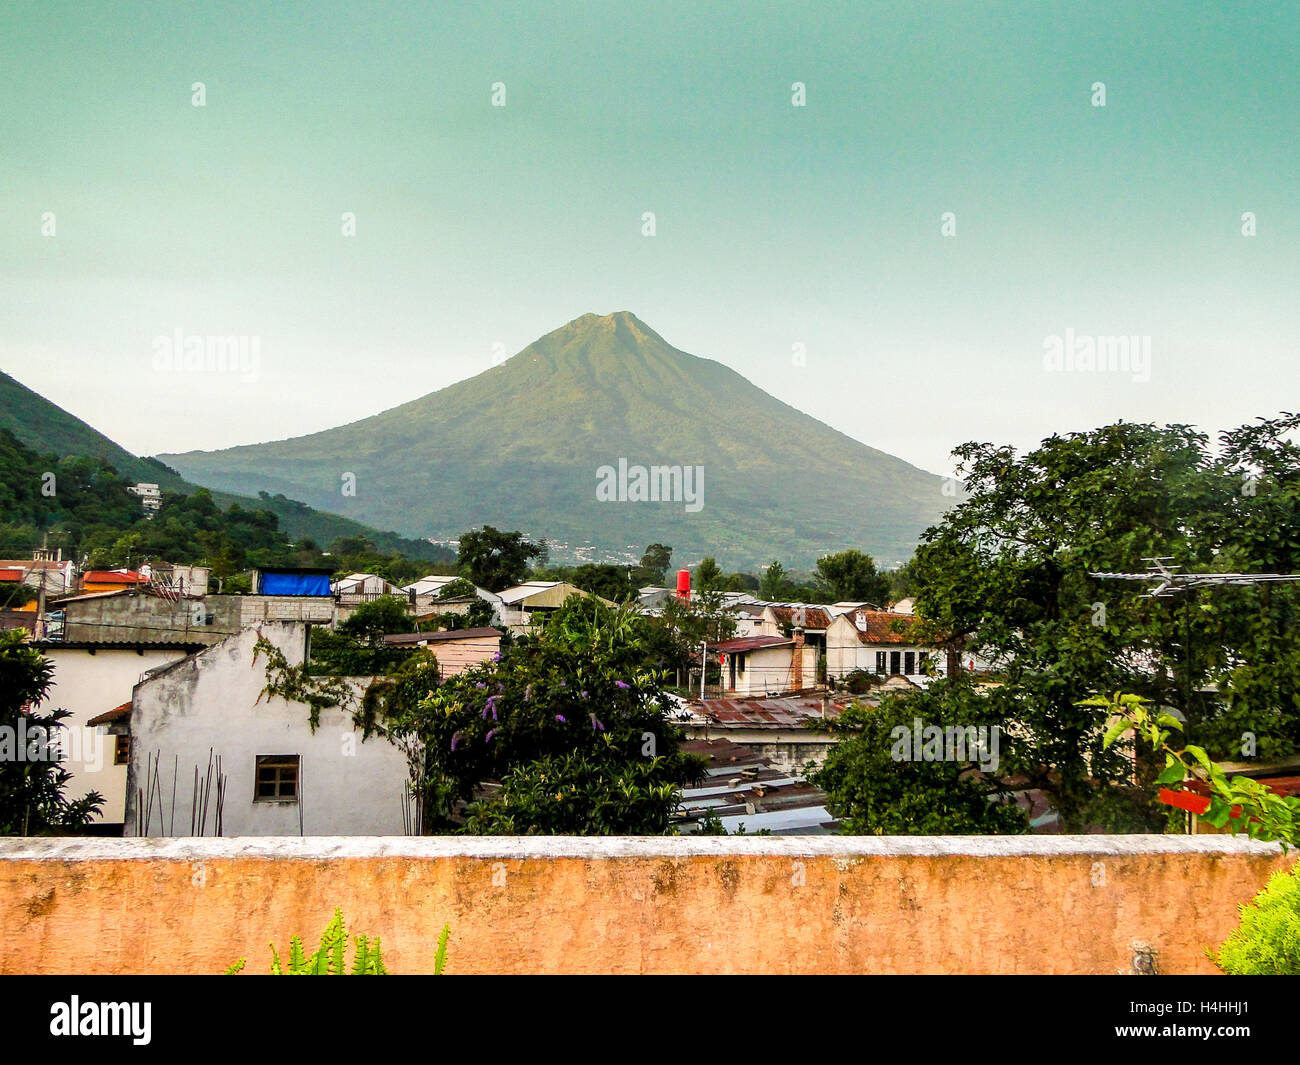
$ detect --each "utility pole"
[700,640,707,702]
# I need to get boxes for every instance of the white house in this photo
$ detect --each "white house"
[825,609,939,684]
[122,621,410,836]
[332,572,403,605]
[712,633,817,698]
[35,639,203,831]
[402,575,502,621]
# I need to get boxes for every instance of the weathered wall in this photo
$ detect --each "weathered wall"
[126,622,409,837]
[1,836,1290,975]
[61,594,333,644]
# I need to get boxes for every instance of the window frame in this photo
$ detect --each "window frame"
[254,754,300,802]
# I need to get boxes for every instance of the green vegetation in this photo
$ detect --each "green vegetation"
[225,908,451,975]
[375,597,706,834]
[810,678,1029,835]
[1212,863,1300,975]
[0,370,453,563]
[813,549,890,605]
[1098,692,1299,849]
[0,631,104,835]
[0,428,450,596]
[457,526,546,592]
[901,417,1300,832]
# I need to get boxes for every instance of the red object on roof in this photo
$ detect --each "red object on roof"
[0,569,25,582]
[82,570,148,584]
[1157,787,1211,814]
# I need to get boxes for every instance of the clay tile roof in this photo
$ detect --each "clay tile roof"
[769,606,832,629]
[87,702,132,726]
[848,610,920,645]
[82,570,148,584]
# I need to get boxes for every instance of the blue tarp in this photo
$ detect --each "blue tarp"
[258,571,332,596]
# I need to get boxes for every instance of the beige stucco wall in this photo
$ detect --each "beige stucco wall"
[0,835,1290,975]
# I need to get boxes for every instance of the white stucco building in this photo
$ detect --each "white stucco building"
[122,622,410,836]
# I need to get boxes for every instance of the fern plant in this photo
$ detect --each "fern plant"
[1212,861,1300,975]
[225,909,451,974]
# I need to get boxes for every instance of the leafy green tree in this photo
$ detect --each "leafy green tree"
[457,526,545,592]
[635,543,673,587]
[908,416,1300,831]
[436,577,478,600]
[0,631,104,835]
[693,556,725,592]
[379,597,704,833]
[339,595,413,646]
[759,560,791,601]
[811,678,1029,835]
[569,564,635,603]
[814,549,889,605]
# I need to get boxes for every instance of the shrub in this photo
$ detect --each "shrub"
[1213,861,1300,975]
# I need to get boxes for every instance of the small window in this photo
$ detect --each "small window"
[875,651,886,673]
[890,651,902,675]
[904,651,915,675]
[114,734,130,766]
[255,755,300,801]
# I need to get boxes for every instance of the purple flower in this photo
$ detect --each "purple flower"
[492,650,502,661]
[475,682,487,690]
[482,694,500,720]
[450,732,462,751]
[524,684,533,701]
[486,728,498,743]
[555,714,567,724]
[558,679,566,688]
[590,714,605,732]
[580,690,589,699]
[614,680,630,690]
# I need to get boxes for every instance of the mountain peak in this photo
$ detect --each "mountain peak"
[160,312,948,567]
[564,310,656,340]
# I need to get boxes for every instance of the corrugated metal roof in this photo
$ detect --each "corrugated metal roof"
[687,694,844,728]
[675,737,838,834]
[712,635,792,654]
[384,627,501,644]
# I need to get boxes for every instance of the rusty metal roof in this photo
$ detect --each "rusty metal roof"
[712,635,793,654]
[384,627,502,644]
[686,693,846,728]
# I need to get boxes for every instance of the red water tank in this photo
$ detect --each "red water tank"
[676,569,691,600]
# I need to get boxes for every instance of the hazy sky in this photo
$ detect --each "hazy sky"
[2,1,1295,478]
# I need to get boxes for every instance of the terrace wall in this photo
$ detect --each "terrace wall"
[0,835,1290,975]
